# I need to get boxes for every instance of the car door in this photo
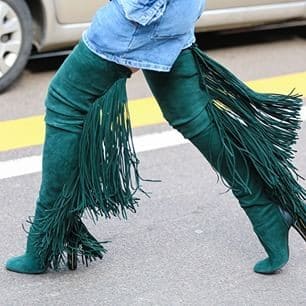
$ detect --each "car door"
[54,0,108,24]
[200,0,306,31]
[206,0,299,10]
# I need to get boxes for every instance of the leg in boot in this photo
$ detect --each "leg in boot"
[6,125,80,274]
[6,205,49,274]
[190,125,290,274]
[143,47,297,274]
[6,40,132,274]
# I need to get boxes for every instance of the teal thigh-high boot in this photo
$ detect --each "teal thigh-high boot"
[143,46,306,274]
[6,126,80,273]
[189,124,291,274]
[6,40,139,273]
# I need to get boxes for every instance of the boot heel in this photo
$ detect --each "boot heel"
[292,218,306,242]
[279,207,306,242]
[67,252,77,270]
[278,207,293,228]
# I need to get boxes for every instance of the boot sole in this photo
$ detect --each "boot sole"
[253,262,287,275]
[6,265,46,274]
[254,261,288,275]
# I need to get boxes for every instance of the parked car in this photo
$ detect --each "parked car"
[1,0,306,92]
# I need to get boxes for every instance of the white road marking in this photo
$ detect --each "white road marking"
[0,155,43,180]
[302,105,306,121]
[1,106,305,180]
[0,130,188,180]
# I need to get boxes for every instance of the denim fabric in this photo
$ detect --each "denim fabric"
[118,0,167,26]
[83,0,206,71]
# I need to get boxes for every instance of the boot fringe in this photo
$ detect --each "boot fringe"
[191,45,306,222]
[33,79,144,270]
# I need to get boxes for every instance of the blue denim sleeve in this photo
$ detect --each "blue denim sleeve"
[117,0,167,26]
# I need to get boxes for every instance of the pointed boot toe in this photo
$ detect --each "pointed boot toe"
[6,254,46,274]
[253,254,289,275]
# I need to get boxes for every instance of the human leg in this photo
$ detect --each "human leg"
[189,125,291,274]
[143,48,305,274]
[6,40,134,273]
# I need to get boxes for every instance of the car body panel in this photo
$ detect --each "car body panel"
[207,0,300,10]
[32,0,306,52]
[196,1,306,31]
[53,0,301,24]
[54,0,105,24]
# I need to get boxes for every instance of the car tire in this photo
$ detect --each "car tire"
[0,0,32,93]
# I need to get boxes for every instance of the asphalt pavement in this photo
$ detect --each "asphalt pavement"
[0,29,306,305]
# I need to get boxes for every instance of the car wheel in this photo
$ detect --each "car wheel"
[0,0,32,92]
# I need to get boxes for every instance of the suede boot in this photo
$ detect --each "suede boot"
[143,46,305,274]
[6,205,48,274]
[6,40,133,273]
[190,125,291,274]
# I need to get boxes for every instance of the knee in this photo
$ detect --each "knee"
[44,79,85,133]
[171,108,212,139]
[233,179,270,208]
[233,187,254,206]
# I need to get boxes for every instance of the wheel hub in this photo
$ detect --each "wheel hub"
[0,1,22,78]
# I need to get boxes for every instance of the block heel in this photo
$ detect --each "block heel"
[279,207,306,242]
[67,252,77,270]
[292,218,306,242]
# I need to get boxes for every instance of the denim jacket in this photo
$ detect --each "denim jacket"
[83,0,206,71]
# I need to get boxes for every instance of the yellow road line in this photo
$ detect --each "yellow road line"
[1,71,306,152]
[247,71,306,95]
[0,115,46,152]
[0,97,164,152]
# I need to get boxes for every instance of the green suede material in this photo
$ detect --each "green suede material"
[6,254,46,274]
[247,204,290,274]
[6,200,47,273]
[190,128,290,274]
[6,205,47,273]
[189,125,272,206]
[6,40,131,274]
[144,48,290,274]
[45,39,131,133]
[7,41,296,274]
[144,49,212,139]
